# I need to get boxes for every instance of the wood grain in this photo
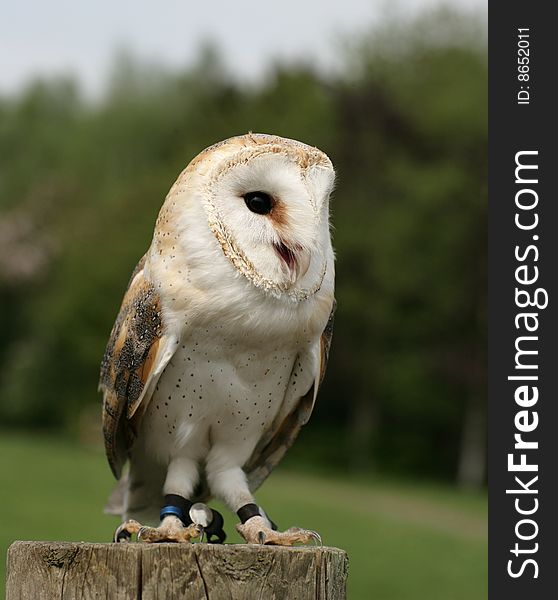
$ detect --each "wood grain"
[6,541,348,600]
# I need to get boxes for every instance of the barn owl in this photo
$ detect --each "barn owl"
[100,133,335,546]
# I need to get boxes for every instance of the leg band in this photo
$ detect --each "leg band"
[160,494,193,525]
[237,503,278,530]
[205,509,227,544]
[237,503,262,524]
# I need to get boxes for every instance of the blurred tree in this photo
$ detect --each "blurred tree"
[0,8,486,486]
[326,8,487,484]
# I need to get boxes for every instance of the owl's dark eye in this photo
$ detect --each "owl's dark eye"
[244,191,273,215]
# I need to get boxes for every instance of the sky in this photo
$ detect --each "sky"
[1,0,486,98]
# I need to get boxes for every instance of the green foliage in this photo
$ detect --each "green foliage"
[0,9,486,481]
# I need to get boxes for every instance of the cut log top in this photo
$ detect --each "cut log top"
[6,541,348,600]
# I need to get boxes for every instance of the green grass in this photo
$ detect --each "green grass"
[0,433,486,599]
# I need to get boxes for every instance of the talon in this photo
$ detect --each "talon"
[257,531,266,544]
[115,528,131,543]
[185,523,203,542]
[310,530,322,546]
[113,519,142,543]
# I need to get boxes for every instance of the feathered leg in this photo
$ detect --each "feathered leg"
[205,451,320,546]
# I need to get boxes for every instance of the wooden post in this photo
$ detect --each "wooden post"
[6,541,348,600]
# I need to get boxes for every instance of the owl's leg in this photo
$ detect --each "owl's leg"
[206,456,320,546]
[115,457,225,543]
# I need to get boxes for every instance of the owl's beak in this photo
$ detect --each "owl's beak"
[274,241,310,286]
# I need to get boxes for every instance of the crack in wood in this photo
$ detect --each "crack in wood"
[193,550,210,600]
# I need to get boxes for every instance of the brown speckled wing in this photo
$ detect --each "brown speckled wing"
[99,256,172,478]
[245,302,336,492]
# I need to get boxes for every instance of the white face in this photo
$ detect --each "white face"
[205,151,335,293]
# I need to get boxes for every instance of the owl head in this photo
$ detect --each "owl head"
[155,133,335,302]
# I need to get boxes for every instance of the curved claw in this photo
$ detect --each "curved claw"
[114,527,131,543]
[113,519,142,543]
[309,530,322,546]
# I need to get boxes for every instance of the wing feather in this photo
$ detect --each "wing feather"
[99,256,177,478]
[245,301,335,491]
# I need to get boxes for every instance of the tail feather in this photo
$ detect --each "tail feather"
[104,474,128,516]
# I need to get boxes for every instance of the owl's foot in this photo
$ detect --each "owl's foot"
[114,498,227,544]
[236,515,322,546]
[114,516,201,543]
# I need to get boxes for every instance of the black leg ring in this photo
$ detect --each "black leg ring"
[237,503,261,524]
[160,494,194,526]
[237,503,278,530]
[205,508,227,544]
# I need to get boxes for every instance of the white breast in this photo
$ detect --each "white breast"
[137,323,310,468]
